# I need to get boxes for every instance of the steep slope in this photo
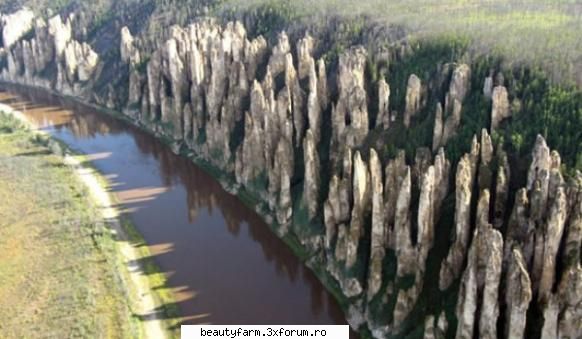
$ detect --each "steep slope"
[0,4,580,338]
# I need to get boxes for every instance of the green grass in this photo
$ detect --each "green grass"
[0,112,140,338]
[0,111,182,338]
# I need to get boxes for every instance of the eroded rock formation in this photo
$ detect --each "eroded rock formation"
[0,9,580,339]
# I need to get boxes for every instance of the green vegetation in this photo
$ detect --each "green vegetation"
[0,112,139,338]
[0,112,181,339]
[353,34,581,174]
[221,0,582,86]
[0,0,74,13]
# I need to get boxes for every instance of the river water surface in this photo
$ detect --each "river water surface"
[0,85,351,329]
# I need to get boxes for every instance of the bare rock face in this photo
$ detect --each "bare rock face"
[433,148,451,211]
[297,32,314,79]
[21,40,34,80]
[335,224,348,261]
[393,279,420,325]
[455,241,478,339]
[527,134,552,191]
[424,312,448,339]
[505,248,532,339]
[277,161,292,230]
[317,59,329,110]
[504,188,534,266]
[146,50,162,119]
[480,128,494,165]
[1,8,35,49]
[63,40,99,82]
[48,14,73,60]
[483,76,493,98]
[440,64,471,144]
[377,78,391,129]
[447,64,471,103]
[127,68,145,110]
[303,129,320,220]
[367,149,385,300]
[432,103,443,151]
[556,264,582,339]
[478,227,503,339]
[404,74,422,127]
[440,65,470,146]
[238,111,264,185]
[494,150,510,229]
[455,219,504,339]
[267,31,290,77]
[31,18,53,73]
[416,166,436,263]
[563,181,581,268]
[0,10,100,92]
[439,155,475,290]
[346,151,370,269]
[441,98,462,145]
[244,35,267,80]
[120,26,140,65]
[491,85,510,130]
[333,46,369,152]
[164,36,187,129]
[540,295,559,339]
[394,168,414,277]
[306,58,322,144]
[536,187,567,302]
[384,151,408,249]
[283,53,306,147]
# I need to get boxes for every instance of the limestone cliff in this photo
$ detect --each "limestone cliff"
[0,7,580,339]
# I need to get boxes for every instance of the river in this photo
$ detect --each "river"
[0,85,352,331]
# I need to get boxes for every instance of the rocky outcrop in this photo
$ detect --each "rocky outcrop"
[423,312,448,339]
[1,8,35,49]
[455,200,504,339]
[394,167,413,275]
[63,40,99,82]
[439,155,475,290]
[346,151,370,269]
[491,85,510,130]
[483,76,493,98]
[1,10,580,339]
[432,103,443,152]
[120,26,140,65]
[267,31,290,77]
[494,150,510,229]
[403,74,421,127]
[447,64,471,104]
[332,46,369,158]
[367,149,384,300]
[376,78,391,129]
[0,12,98,96]
[432,64,471,149]
[505,248,532,339]
[303,129,320,220]
[48,14,73,60]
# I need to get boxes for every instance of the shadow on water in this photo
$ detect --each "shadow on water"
[0,85,359,337]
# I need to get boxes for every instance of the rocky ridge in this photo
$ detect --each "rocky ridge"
[0,9,579,339]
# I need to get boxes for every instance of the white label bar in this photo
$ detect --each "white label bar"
[181,325,349,339]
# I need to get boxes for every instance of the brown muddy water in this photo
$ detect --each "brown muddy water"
[0,85,353,330]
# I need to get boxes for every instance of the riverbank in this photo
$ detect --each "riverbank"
[0,107,173,338]
[0,81,362,337]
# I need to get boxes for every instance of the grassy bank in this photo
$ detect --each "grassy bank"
[0,112,173,338]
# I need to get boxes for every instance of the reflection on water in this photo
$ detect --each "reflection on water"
[0,86,351,329]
